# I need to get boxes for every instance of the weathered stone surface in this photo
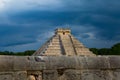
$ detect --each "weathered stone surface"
[0,56,13,71]
[76,56,87,69]
[0,56,120,80]
[46,56,77,69]
[112,69,120,80]
[14,71,27,80]
[81,70,111,80]
[0,74,13,80]
[84,56,109,69]
[0,72,13,80]
[29,62,45,70]
[29,56,46,70]
[64,70,81,80]
[44,56,110,70]
[13,56,29,70]
[43,70,58,80]
[108,56,120,69]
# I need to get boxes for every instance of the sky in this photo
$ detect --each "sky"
[0,0,120,52]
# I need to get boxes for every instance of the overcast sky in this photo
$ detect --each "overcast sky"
[0,0,120,52]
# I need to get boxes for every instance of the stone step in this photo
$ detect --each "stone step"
[75,48,90,51]
[45,52,62,55]
[45,50,62,53]
[48,46,61,49]
[51,40,60,42]
[74,45,85,48]
[46,48,61,50]
[50,43,60,45]
[48,45,61,47]
[77,52,95,56]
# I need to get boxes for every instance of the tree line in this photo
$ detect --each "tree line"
[0,50,35,56]
[90,43,120,55]
[0,43,120,56]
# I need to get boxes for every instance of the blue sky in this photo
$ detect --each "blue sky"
[0,0,120,52]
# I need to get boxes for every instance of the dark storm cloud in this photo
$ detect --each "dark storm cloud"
[0,0,120,51]
[11,10,120,40]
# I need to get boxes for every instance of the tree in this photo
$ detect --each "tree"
[98,48,110,55]
[15,50,35,56]
[90,43,120,55]
[0,50,35,56]
[111,43,120,55]
[90,48,98,55]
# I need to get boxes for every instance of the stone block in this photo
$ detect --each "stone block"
[0,74,13,80]
[76,56,87,69]
[0,72,13,80]
[14,71,27,80]
[81,70,111,80]
[64,56,78,69]
[46,56,77,69]
[64,70,81,80]
[0,56,14,71]
[29,62,45,70]
[84,56,109,69]
[28,56,46,70]
[111,69,120,80]
[13,56,29,70]
[43,70,58,80]
[108,56,120,69]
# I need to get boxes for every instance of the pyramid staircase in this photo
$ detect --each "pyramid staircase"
[33,28,95,56]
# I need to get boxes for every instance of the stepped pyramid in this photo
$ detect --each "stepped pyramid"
[33,28,95,56]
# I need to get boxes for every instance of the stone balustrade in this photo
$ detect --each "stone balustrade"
[0,55,120,80]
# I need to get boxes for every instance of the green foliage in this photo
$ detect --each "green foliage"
[111,43,120,55]
[89,48,98,55]
[0,50,35,56]
[90,43,120,55]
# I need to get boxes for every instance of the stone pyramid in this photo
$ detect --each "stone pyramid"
[33,28,95,56]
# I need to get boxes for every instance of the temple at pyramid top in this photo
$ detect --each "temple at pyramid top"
[33,28,95,56]
[55,28,71,35]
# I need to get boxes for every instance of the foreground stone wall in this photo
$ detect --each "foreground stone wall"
[0,55,120,80]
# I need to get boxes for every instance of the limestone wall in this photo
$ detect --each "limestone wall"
[0,55,120,80]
